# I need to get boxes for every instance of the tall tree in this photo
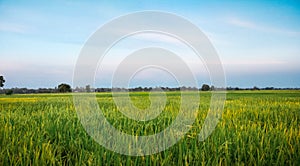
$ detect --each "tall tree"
[0,76,5,88]
[58,83,71,93]
[201,84,210,91]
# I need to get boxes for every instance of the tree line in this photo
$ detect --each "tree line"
[0,76,299,95]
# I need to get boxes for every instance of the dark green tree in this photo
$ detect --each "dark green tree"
[5,90,13,95]
[253,86,260,90]
[58,83,71,93]
[201,84,210,91]
[0,76,5,88]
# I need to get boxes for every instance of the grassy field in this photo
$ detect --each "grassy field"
[0,90,299,165]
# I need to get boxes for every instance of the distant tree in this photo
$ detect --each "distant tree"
[5,89,13,95]
[265,87,274,90]
[211,85,215,91]
[85,85,91,92]
[137,86,143,91]
[201,84,210,91]
[181,86,187,91]
[58,83,71,93]
[0,76,5,88]
[253,86,260,90]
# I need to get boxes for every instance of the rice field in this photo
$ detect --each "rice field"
[0,90,299,165]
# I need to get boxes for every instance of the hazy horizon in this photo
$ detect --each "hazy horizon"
[1,0,300,89]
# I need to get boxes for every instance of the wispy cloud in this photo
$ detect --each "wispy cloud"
[132,32,184,46]
[228,18,257,29]
[222,59,287,65]
[0,22,31,34]
[227,17,300,36]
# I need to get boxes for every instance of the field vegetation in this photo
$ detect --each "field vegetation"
[0,90,299,165]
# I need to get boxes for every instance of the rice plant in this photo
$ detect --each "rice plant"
[0,91,299,165]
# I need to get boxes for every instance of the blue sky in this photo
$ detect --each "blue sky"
[0,0,300,88]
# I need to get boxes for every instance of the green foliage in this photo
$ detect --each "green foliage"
[58,83,71,93]
[5,89,13,95]
[0,76,5,87]
[0,91,299,165]
[201,84,210,91]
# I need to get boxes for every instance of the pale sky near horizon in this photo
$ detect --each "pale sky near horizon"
[1,0,300,88]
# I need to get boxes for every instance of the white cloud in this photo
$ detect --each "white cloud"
[227,17,300,37]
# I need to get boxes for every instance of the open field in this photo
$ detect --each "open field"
[0,90,299,165]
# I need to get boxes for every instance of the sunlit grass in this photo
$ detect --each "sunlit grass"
[0,90,299,165]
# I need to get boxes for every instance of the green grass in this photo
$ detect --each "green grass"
[0,90,299,165]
